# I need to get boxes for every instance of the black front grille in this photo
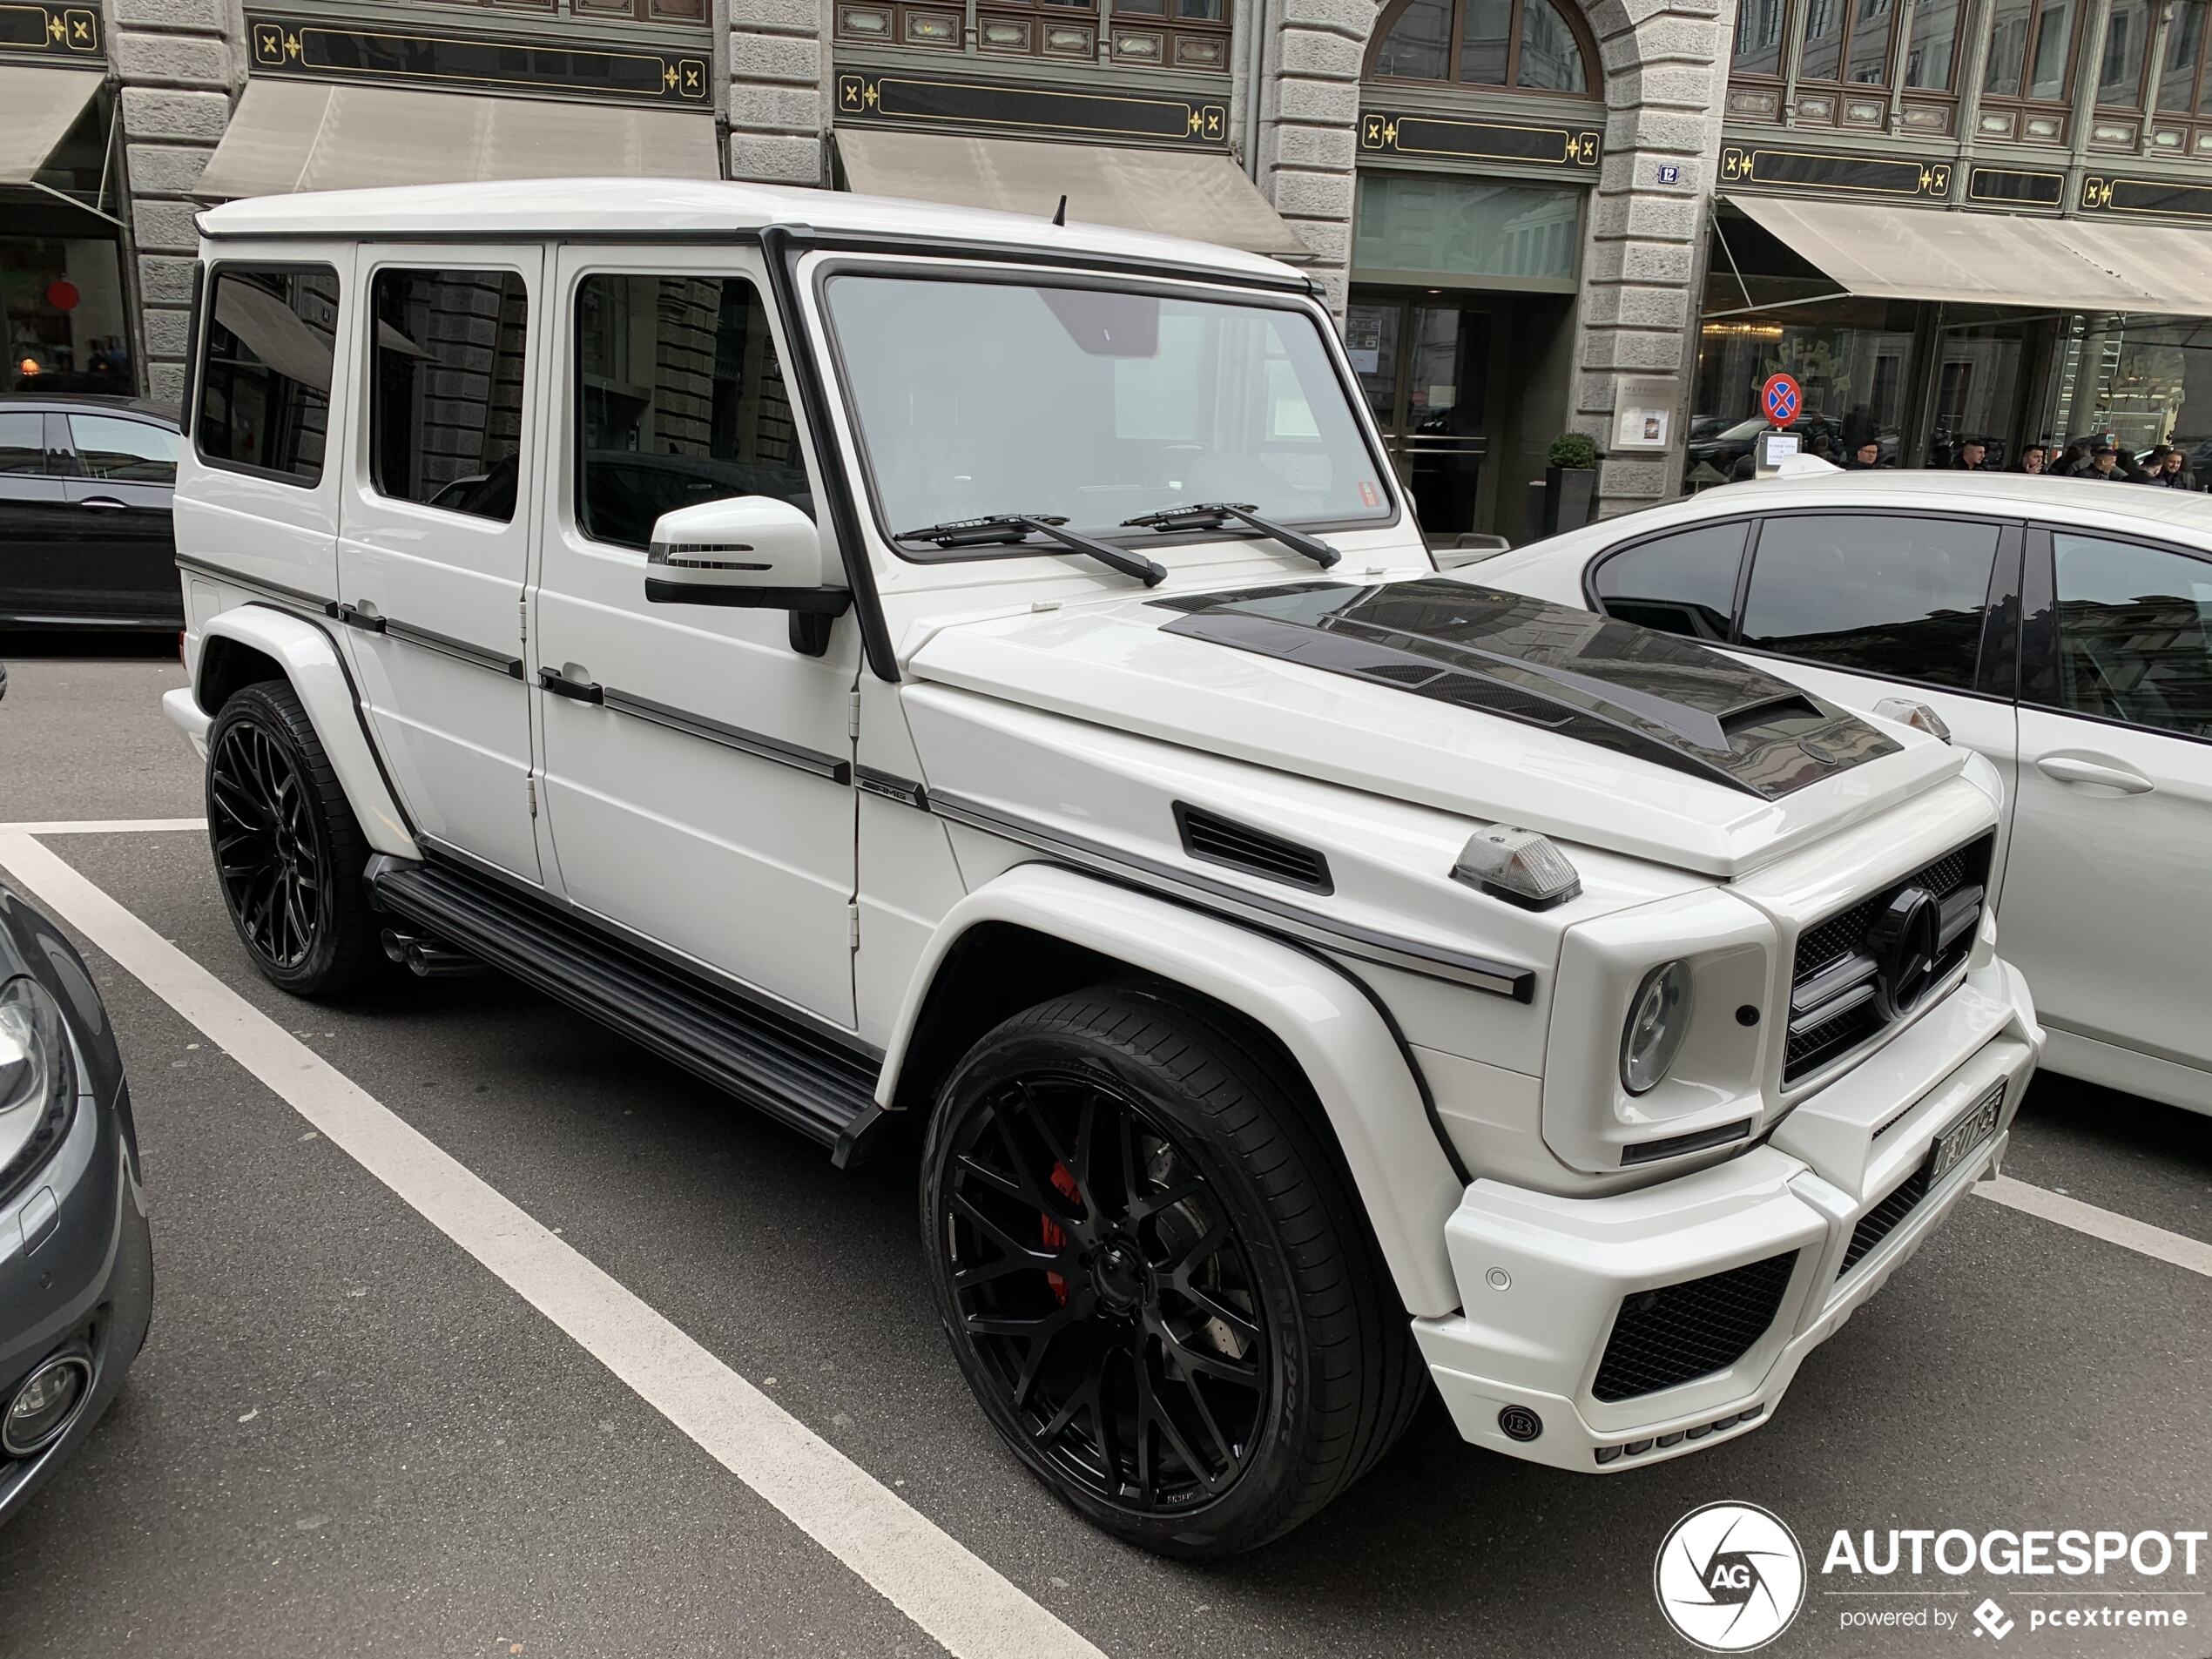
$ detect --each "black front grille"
[1172,804,1332,894]
[1783,833,1994,1085]
[1838,1169,1931,1276]
[1592,1251,1798,1403]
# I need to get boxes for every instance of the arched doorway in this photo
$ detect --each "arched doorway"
[1352,0,1602,540]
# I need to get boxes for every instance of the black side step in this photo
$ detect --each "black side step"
[367,854,889,1167]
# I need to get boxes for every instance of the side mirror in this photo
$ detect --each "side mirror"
[644,496,849,616]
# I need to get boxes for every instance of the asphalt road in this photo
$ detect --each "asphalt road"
[0,636,2207,1659]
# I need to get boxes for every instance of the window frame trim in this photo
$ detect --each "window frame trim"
[192,260,344,492]
[2021,518,2212,746]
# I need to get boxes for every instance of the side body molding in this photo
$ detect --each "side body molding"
[189,605,421,861]
[878,863,1465,1317]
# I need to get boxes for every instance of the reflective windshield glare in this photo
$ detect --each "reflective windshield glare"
[825,276,1393,543]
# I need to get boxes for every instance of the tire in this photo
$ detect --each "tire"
[205,678,377,997]
[920,986,1424,1557]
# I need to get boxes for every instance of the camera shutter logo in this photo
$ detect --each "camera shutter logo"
[1654,1501,1807,1652]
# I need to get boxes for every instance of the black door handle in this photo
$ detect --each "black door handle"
[537,666,604,704]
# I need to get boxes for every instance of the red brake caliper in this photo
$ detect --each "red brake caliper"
[1042,1163,1079,1305]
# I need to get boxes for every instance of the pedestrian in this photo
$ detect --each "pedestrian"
[1952,437,1990,471]
[2086,440,2123,479]
[2147,446,2196,489]
[2013,442,2048,475]
[1847,439,1883,469]
[2054,441,2090,475]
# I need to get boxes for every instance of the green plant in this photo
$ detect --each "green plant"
[1548,432,1599,470]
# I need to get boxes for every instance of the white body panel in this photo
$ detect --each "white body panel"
[336,244,544,882]
[170,187,2059,1477]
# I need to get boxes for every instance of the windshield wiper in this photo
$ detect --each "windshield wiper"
[1121,502,1342,570]
[896,513,1165,587]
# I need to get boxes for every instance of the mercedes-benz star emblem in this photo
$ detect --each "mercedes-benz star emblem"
[1868,884,1940,1018]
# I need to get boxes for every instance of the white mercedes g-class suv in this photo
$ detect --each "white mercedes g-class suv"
[164,179,2040,1558]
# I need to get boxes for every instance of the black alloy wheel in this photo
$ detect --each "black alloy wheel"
[212,718,320,971]
[923,988,1426,1557]
[205,680,375,996]
[945,1069,1270,1514]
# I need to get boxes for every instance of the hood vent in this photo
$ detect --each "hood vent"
[1173,804,1332,894]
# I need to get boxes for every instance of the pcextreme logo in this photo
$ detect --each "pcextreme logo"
[1655,1501,1809,1653]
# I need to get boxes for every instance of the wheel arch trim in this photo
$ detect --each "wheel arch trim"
[882,862,1464,1317]
[191,605,420,860]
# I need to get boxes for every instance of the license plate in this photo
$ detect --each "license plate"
[1924,1083,2005,1184]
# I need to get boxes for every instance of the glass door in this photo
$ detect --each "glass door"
[1345,292,1489,539]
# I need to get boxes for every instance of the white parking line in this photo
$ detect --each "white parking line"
[0,831,1105,1659]
[1977,1174,2212,1280]
[0,818,208,835]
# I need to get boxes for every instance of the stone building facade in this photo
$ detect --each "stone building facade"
[10,0,2212,536]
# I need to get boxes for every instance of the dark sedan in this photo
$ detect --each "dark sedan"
[0,395,184,631]
[0,671,154,1521]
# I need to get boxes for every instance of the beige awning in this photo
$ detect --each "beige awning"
[835,128,1312,260]
[0,66,103,186]
[1723,192,2212,319]
[196,79,718,199]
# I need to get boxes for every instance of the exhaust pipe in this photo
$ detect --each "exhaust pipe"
[381,927,484,978]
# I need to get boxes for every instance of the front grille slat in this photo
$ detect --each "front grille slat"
[1782,833,1994,1086]
[1592,1251,1798,1403]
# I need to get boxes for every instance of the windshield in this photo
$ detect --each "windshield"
[822,273,1394,549]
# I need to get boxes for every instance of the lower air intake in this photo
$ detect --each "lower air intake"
[1592,1251,1798,1403]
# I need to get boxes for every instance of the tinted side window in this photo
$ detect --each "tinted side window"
[371,267,529,523]
[68,415,179,484]
[572,273,808,551]
[1591,522,1748,641]
[1741,513,1999,690]
[0,412,44,475]
[197,266,339,484]
[2047,532,2212,740]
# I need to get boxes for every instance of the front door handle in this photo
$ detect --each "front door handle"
[2036,754,2154,794]
[537,666,604,705]
[77,496,130,510]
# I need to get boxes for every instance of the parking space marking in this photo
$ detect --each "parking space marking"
[1977,1174,2212,1280]
[0,818,208,835]
[0,831,1106,1659]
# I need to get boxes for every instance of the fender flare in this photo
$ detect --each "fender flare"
[880,863,1464,1318]
[192,605,421,860]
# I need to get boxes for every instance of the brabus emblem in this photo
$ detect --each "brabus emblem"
[1868,885,1941,1017]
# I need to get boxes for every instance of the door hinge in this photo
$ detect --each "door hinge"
[847,902,860,951]
[527,777,538,819]
[847,688,862,742]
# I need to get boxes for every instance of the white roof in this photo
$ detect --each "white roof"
[194,176,1305,284]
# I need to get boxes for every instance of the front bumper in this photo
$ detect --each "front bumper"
[0,1066,155,1526]
[1413,955,2040,1472]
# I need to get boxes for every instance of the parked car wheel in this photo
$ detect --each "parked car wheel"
[920,988,1422,1557]
[205,680,375,996]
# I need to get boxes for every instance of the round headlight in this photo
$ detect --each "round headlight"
[0,974,71,1118]
[1621,961,1693,1096]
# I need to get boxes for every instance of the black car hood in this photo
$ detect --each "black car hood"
[1150,579,1900,799]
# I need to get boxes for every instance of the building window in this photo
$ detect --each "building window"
[1982,0,2081,105]
[2158,0,2207,111]
[1730,0,1974,94]
[1366,0,1596,96]
[2099,0,2152,105]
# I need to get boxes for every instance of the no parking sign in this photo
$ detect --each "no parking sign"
[1761,372,1801,426]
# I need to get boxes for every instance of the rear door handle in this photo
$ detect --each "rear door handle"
[77,496,130,510]
[2035,755,2154,794]
[537,666,604,705]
